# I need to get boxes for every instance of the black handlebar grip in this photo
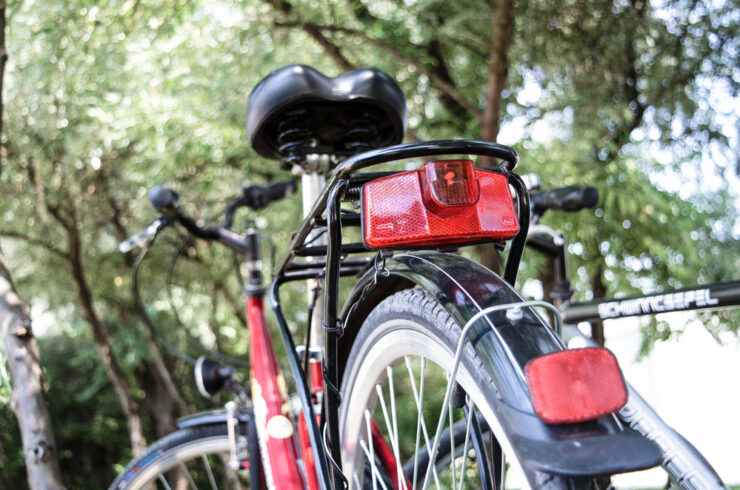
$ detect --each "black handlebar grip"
[263,179,297,203]
[148,186,180,214]
[242,179,297,210]
[531,186,600,212]
[579,187,599,209]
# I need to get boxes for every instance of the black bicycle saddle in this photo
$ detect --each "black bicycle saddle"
[246,65,407,165]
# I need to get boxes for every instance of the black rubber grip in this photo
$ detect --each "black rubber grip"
[148,186,180,213]
[262,179,297,203]
[241,179,297,210]
[531,186,599,213]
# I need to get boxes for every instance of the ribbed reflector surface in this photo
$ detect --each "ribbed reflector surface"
[525,347,628,424]
[362,163,519,249]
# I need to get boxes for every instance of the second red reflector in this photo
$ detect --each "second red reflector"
[525,347,628,425]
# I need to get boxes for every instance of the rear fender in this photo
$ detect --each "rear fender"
[339,251,661,478]
[176,409,251,430]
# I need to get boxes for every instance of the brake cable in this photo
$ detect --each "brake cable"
[162,207,278,368]
[132,241,197,365]
[166,231,250,368]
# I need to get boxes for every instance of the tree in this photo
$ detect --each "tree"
[0,253,64,489]
[264,0,738,340]
[0,0,737,484]
[0,1,64,487]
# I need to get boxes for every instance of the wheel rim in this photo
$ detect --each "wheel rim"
[340,322,527,490]
[118,435,251,490]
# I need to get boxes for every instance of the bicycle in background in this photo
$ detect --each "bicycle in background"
[526,182,740,488]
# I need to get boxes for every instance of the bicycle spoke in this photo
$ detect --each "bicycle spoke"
[456,401,475,490]
[158,474,172,490]
[405,356,423,490]
[365,409,378,490]
[375,382,403,472]
[178,462,198,490]
[200,454,219,490]
[404,356,441,490]
[360,439,390,490]
[447,376,457,487]
[387,366,409,490]
[423,364,459,490]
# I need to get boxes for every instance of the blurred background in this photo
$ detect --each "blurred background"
[0,0,738,487]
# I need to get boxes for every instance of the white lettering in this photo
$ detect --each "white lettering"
[696,289,707,307]
[596,288,720,319]
[649,295,665,312]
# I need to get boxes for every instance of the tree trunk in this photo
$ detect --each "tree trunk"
[0,5,63,487]
[589,265,606,347]
[481,0,516,146]
[51,206,149,455]
[478,0,516,273]
[0,0,7,154]
[0,252,64,489]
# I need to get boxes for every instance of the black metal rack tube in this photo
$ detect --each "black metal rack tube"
[562,280,740,324]
[322,181,347,488]
[294,243,368,257]
[268,279,331,490]
[285,257,373,272]
[334,140,519,178]
[277,267,368,283]
[503,172,530,285]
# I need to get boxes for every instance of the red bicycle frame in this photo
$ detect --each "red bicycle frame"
[246,293,305,489]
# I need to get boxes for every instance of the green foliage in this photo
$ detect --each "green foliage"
[0,0,738,485]
[0,408,26,489]
[40,332,131,489]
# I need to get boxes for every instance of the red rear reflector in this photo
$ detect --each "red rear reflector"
[525,347,627,424]
[362,160,519,249]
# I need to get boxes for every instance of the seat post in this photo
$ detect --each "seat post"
[302,169,327,353]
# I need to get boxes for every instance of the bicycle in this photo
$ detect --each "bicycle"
[525,183,740,489]
[109,64,737,490]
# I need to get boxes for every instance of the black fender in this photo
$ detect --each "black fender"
[177,408,263,489]
[177,408,252,430]
[339,251,661,478]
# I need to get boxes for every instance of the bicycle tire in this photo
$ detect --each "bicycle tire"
[339,288,596,489]
[109,424,261,490]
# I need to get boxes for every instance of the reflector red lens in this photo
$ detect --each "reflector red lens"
[362,161,519,249]
[525,347,628,424]
[421,160,480,212]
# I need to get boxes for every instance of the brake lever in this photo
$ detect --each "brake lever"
[118,217,169,253]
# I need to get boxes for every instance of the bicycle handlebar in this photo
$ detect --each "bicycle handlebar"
[118,217,168,253]
[531,186,599,213]
[149,186,180,214]
[225,180,297,229]
[120,180,297,254]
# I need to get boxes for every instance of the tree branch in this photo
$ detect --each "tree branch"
[263,0,356,72]
[592,0,647,163]
[0,230,69,259]
[275,21,479,116]
[301,24,355,72]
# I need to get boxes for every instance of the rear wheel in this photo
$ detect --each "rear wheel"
[339,288,591,489]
